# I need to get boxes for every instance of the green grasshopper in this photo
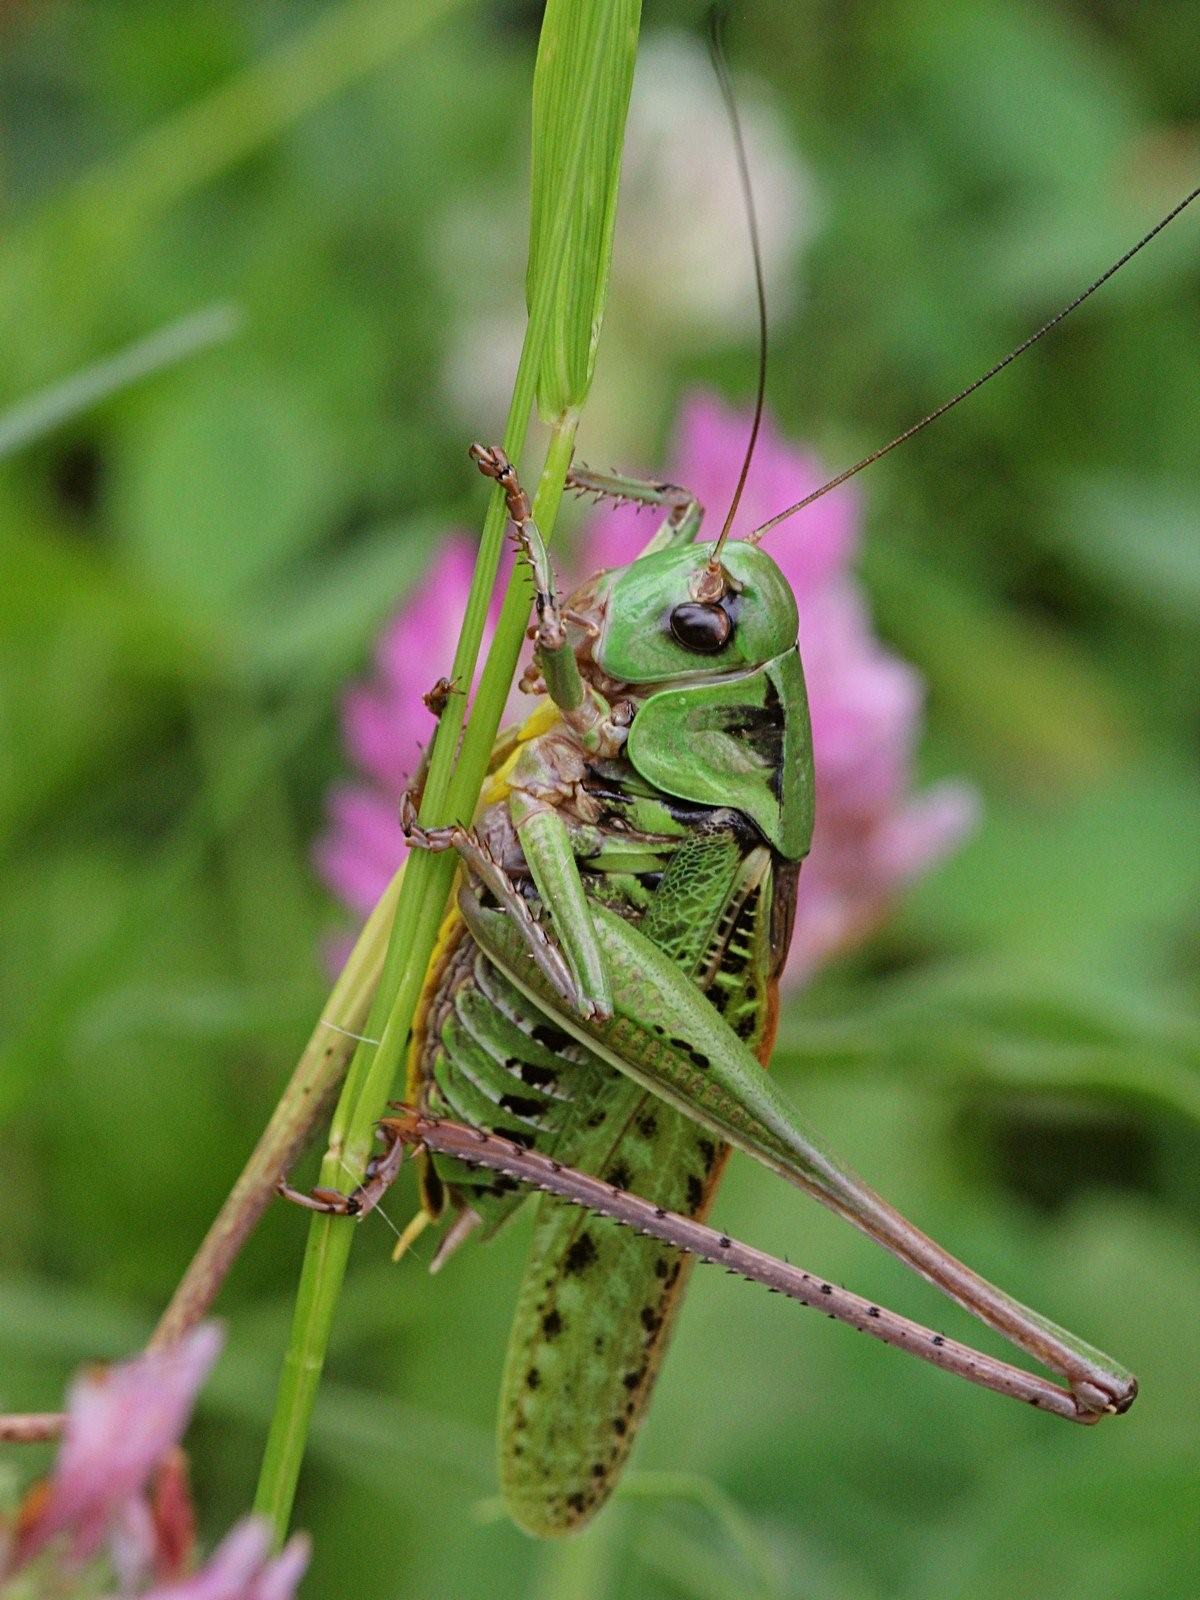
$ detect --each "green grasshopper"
[281,61,1198,1516]
[285,418,1151,1535]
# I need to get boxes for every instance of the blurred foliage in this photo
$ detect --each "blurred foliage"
[526,0,640,416]
[1,2,1198,1598]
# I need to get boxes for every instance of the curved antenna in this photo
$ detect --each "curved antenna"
[750,181,1200,543]
[708,5,768,566]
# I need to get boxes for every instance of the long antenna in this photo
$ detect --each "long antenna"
[709,5,769,565]
[750,181,1200,543]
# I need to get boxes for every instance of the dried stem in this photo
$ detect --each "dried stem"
[0,1414,65,1445]
[148,865,405,1350]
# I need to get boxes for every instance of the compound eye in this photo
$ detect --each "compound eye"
[669,601,732,654]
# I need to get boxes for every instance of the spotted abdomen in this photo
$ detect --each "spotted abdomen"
[408,814,791,1536]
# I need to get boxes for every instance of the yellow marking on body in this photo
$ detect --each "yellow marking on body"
[390,1207,432,1263]
[480,700,559,805]
[404,704,563,1235]
[404,896,465,1101]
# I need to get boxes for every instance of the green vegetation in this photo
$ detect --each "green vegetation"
[1,3,1197,1596]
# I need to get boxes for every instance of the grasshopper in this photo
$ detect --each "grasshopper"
[282,39,1198,1521]
[284,410,1156,1532]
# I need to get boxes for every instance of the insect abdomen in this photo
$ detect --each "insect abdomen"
[499,1087,726,1535]
[409,787,792,1535]
[496,831,786,1535]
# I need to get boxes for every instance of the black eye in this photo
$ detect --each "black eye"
[669,601,733,654]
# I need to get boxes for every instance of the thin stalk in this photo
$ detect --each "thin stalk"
[536,1514,619,1600]
[0,1414,65,1445]
[148,864,405,1350]
[343,414,578,1166]
[253,418,578,1540]
[254,148,598,1550]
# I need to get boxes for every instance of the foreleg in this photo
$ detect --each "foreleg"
[470,443,622,756]
[566,463,704,552]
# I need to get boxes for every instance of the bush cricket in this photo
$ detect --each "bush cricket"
[282,31,1198,1539]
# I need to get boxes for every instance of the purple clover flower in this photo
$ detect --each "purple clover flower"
[314,392,977,982]
[3,1326,308,1600]
[130,1519,310,1600]
[9,1326,222,1576]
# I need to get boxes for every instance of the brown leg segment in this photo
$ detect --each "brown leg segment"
[398,790,585,1015]
[277,1109,1133,1425]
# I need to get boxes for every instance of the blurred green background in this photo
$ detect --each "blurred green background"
[2,2,1198,1596]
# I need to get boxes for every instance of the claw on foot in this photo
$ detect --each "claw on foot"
[278,1114,416,1223]
[1076,1374,1138,1417]
[276,1179,362,1217]
[469,441,531,525]
[468,441,506,478]
[397,789,461,854]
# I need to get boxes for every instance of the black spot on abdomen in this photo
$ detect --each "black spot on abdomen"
[563,1232,599,1275]
[532,1023,572,1052]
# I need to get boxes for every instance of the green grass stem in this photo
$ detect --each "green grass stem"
[252,23,622,1539]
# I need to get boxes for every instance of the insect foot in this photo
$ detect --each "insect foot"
[469,441,531,526]
[1074,1373,1139,1419]
[397,789,468,855]
[276,1180,362,1217]
[277,1115,413,1222]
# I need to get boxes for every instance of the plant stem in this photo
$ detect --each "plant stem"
[253,159,600,1565]
[148,864,405,1351]
[252,415,578,1539]
[536,1515,618,1600]
[0,1414,66,1444]
[345,416,578,1166]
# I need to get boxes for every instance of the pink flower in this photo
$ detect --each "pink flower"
[315,392,977,983]
[130,1519,309,1600]
[3,1327,308,1600]
[10,1325,222,1576]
